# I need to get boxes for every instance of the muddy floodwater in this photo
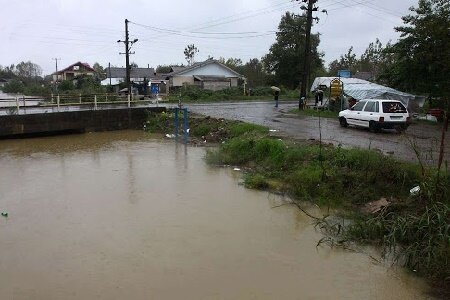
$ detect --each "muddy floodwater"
[0,131,433,299]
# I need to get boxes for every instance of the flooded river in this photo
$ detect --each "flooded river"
[0,131,433,299]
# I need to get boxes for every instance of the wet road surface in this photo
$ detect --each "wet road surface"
[189,100,449,164]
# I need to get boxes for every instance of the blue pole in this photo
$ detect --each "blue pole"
[183,108,189,144]
[174,108,179,140]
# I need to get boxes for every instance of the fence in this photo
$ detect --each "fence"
[0,93,164,116]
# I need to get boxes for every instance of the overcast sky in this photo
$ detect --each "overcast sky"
[1,0,418,75]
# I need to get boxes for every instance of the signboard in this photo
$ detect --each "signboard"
[337,70,351,78]
[151,84,159,94]
[330,79,343,98]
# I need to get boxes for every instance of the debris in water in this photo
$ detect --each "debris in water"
[363,198,390,214]
[1,212,8,218]
[233,168,241,171]
[410,186,420,196]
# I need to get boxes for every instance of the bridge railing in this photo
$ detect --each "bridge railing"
[0,93,165,115]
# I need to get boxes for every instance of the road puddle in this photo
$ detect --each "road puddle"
[0,131,433,299]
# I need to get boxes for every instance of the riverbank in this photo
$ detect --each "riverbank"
[146,112,450,298]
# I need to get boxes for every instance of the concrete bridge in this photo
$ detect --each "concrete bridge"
[0,105,166,138]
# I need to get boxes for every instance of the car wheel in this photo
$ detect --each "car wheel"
[339,117,348,128]
[369,121,379,133]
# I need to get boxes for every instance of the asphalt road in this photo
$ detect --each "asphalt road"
[188,100,449,165]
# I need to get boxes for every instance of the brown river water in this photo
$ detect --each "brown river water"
[0,131,433,299]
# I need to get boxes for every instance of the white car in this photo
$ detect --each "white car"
[338,99,411,132]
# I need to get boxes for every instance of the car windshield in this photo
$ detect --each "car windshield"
[382,102,407,113]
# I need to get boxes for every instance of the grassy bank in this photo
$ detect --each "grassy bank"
[145,112,450,294]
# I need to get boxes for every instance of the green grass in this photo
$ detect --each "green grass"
[290,108,339,118]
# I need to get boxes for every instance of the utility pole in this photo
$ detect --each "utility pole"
[297,0,321,110]
[118,19,138,95]
[52,58,61,93]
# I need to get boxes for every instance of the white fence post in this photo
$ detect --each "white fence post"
[79,93,82,104]
[128,94,131,108]
[15,97,19,114]
[94,95,97,110]
[57,95,60,111]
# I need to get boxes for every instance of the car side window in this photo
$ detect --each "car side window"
[364,101,376,112]
[352,101,366,111]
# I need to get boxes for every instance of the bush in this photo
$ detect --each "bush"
[3,79,24,93]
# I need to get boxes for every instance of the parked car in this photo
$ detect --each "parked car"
[338,99,411,132]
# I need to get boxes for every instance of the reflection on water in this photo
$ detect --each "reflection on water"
[0,131,432,299]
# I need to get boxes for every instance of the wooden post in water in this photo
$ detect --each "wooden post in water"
[183,108,189,144]
[174,108,179,141]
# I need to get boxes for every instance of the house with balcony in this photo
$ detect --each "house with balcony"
[52,62,95,82]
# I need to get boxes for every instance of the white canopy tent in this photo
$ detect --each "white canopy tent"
[310,77,425,109]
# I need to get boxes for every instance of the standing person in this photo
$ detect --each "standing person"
[274,90,280,108]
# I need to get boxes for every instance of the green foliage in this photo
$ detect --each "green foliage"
[207,136,422,207]
[229,123,268,138]
[244,174,270,189]
[327,39,393,80]
[380,0,450,97]
[59,80,75,91]
[291,108,339,119]
[23,83,51,97]
[262,12,324,89]
[155,65,173,73]
[2,79,24,93]
[143,111,174,133]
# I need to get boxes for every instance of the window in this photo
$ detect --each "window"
[73,65,80,71]
[364,101,376,112]
[352,101,366,111]
[382,102,406,113]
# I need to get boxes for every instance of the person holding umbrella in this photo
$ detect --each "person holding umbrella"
[271,86,280,108]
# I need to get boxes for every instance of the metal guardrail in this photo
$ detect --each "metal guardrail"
[0,93,165,116]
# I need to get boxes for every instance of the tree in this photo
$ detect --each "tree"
[92,62,106,80]
[15,61,42,79]
[262,12,324,89]
[156,65,172,73]
[380,0,450,97]
[3,79,24,93]
[184,44,199,66]
[328,46,358,76]
[242,58,267,87]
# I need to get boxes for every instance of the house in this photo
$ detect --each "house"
[52,62,95,82]
[166,59,244,91]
